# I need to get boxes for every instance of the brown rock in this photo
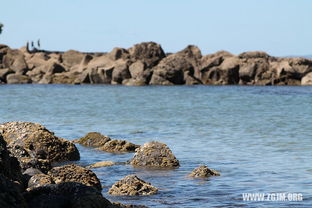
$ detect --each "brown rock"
[0,68,14,82]
[48,164,102,191]
[111,60,131,84]
[301,72,312,85]
[2,49,28,74]
[24,182,115,208]
[130,141,179,168]
[97,139,140,153]
[87,161,115,168]
[61,50,84,70]
[6,74,31,84]
[129,42,165,68]
[0,122,80,167]
[108,48,130,60]
[28,174,54,189]
[108,175,158,196]
[150,54,195,85]
[189,165,220,178]
[129,60,145,78]
[73,132,111,147]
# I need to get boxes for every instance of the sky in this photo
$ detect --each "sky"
[1,0,311,56]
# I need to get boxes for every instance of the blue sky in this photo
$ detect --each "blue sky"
[1,0,311,56]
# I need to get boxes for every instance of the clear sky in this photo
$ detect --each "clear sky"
[1,0,311,56]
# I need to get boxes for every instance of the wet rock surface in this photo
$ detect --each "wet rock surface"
[75,132,140,153]
[97,139,140,153]
[24,182,116,208]
[189,165,220,178]
[130,141,180,168]
[109,175,158,196]
[73,132,111,147]
[48,164,102,191]
[0,121,80,172]
[1,42,311,85]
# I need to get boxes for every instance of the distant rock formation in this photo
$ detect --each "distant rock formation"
[1,42,312,85]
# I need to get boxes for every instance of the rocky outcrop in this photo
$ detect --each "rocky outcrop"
[130,141,180,168]
[0,121,80,172]
[189,165,220,178]
[108,175,158,196]
[302,72,312,85]
[48,164,102,191]
[1,42,312,85]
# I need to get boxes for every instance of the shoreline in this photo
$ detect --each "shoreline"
[1,42,312,86]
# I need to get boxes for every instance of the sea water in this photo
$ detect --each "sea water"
[1,85,311,207]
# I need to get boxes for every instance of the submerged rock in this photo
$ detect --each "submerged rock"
[87,161,115,168]
[0,122,79,172]
[189,165,220,178]
[97,139,140,153]
[73,132,111,147]
[24,182,115,208]
[130,141,180,168]
[108,175,158,196]
[112,202,149,208]
[48,164,102,191]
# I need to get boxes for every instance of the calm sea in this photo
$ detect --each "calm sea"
[1,85,311,208]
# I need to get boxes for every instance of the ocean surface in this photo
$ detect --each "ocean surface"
[1,85,311,208]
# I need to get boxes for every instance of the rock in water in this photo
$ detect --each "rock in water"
[48,164,102,191]
[87,161,115,168]
[108,175,158,196]
[130,141,179,168]
[73,132,111,147]
[97,139,140,153]
[189,165,220,177]
[0,121,80,172]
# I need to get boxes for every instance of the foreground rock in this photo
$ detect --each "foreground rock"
[24,182,115,208]
[109,175,158,196]
[48,164,102,191]
[130,141,180,168]
[189,165,220,178]
[0,121,80,172]
[0,134,27,208]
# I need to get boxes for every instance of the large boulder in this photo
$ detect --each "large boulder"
[27,174,54,190]
[97,139,140,153]
[0,68,14,83]
[61,50,85,70]
[0,134,27,208]
[301,72,312,85]
[6,74,31,84]
[111,60,131,84]
[189,165,220,178]
[108,48,130,61]
[150,54,197,85]
[128,42,166,68]
[48,164,102,191]
[2,49,28,74]
[130,141,179,168]
[0,122,80,172]
[108,175,158,196]
[200,56,240,85]
[73,132,111,147]
[24,182,115,208]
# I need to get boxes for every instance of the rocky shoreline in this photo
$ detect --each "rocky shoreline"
[0,121,219,208]
[1,42,312,86]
